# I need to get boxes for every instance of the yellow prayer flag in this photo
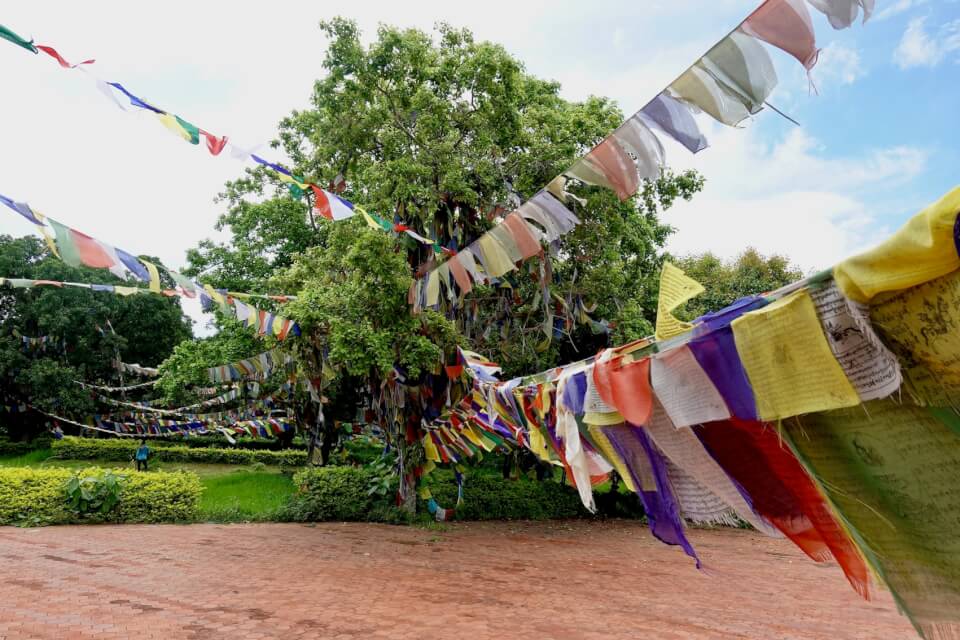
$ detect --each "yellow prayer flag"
[140,259,162,293]
[422,433,441,463]
[477,234,517,277]
[357,208,381,231]
[732,289,859,421]
[587,426,637,493]
[157,113,193,143]
[834,186,960,303]
[425,271,440,307]
[870,268,960,407]
[114,286,141,296]
[655,262,705,341]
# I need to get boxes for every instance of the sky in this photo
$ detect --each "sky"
[1,0,958,334]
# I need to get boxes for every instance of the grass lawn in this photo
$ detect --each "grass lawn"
[0,449,297,522]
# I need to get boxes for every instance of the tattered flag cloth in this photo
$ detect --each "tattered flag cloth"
[695,418,871,597]
[788,400,960,638]
[0,24,37,53]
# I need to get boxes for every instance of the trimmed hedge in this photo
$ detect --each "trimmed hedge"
[52,436,307,466]
[425,471,591,520]
[282,466,604,523]
[0,436,52,457]
[176,436,307,451]
[0,467,202,525]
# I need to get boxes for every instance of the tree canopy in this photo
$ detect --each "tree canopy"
[188,19,704,384]
[0,235,192,435]
[673,248,804,322]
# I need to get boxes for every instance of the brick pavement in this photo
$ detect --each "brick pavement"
[0,521,916,639]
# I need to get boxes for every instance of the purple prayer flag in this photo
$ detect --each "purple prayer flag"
[0,193,43,225]
[640,93,709,153]
[688,327,758,421]
[116,248,150,282]
[693,295,767,333]
[107,82,164,114]
[605,424,701,567]
[562,370,588,415]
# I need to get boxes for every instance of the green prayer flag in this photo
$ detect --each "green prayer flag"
[174,115,200,145]
[787,401,960,639]
[0,24,38,54]
[45,218,81,268]
[287,183,305,199]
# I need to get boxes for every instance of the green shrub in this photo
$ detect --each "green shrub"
[0,436,52,457]
[65,470,124,517]
[0,467,202,525]
[52,436,307,466]
[281,466,401,522]
[282,464,600,523]
[423,471,591,520]
[175,436,307,451]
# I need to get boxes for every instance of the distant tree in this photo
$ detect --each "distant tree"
[183,19,705,503]
[0,235,192,439]
[673,248,804,321]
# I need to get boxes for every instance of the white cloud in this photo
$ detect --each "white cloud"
[662,123,928,272]
[875,0,928,22]
[893,16,960,69]
[814,43,866,87]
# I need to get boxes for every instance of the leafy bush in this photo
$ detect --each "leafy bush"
[423,470,591,520]
[0,467,202,525]
[281,466,402,522]
[52,436,307,466]
[0,436,52,457]
[65,470,124,517]
[282,464,604,523]
[175,436,307,451]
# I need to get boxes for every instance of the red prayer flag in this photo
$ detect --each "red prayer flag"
[70,229,117,270]
[592,355,653,426]
[309,185,333,220]
[201,131,229,155]
[36,45,94,68]
[742,0,820,70]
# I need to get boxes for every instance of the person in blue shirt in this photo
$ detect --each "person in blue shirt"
[134,439,150,471]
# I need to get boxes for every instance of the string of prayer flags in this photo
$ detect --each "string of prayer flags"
[0,276,299,340]
[116,361,159,377]
[416,186,960,630]
[207,349,293,383]
[412,191,578,311]
[654,262,705,341]
[1,193,301,340]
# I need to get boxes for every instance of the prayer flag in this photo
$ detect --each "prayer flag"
[741,0,819,70]
[35,44,94,68]
[833,186,960,303]
[46,218,115,269]
[0,24,37,53]
[640,93,708,154]
[732,289,859,420]
[654,262,704,340]
[311,185,355,221]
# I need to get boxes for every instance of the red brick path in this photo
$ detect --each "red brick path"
[0,521,915,639]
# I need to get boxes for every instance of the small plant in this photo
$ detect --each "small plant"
[250,462,267,472]
[64,470,125,517]
[366,454,396,497]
